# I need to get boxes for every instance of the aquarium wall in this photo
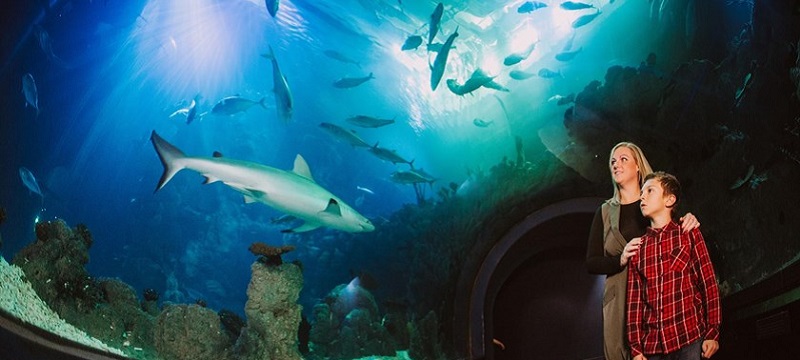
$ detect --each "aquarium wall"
[1,0,799,359]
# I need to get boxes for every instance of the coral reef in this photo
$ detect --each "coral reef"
[248,241,295,266]
[308,282,396,359]
[154,304,232,360]
[0,256,124,355]
[233,260,304,360]
[11,220,159,358]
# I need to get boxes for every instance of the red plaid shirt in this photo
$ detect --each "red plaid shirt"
[626,221,721,356]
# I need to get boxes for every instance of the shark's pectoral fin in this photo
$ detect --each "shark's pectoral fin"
[203,175,222,185]
[282,221,322,233]
[242,189,267,204]
[321,198,343,217]
[243,195,258,204]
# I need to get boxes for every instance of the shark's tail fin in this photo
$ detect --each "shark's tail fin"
[150,131,187,193]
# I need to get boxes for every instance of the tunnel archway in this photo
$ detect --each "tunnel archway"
[463,197,605,359]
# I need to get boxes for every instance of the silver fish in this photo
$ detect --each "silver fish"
[22,73,39,117]
[209,96,267,116]
[19,167,43,197]
[473,118,494,127]
[402,35,423,51]
[430,27,459,91]
[324,50,361,67]
[345,115,394,128]
[319,122,370,147]
[333,73,374,88]
[572,9,601,28]
[555,47,582,61]
[262,46,293,121]
[428,3,444,45]
[509,70,537,80]
[368,143,412,165]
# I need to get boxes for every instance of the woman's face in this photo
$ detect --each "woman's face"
[610,146,640,187]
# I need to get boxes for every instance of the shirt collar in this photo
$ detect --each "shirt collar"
[646,219,679,236]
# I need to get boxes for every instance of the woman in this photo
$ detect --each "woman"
[586,142,699,360]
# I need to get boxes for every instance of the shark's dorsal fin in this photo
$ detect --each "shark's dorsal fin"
[322,198,343,217]
[292,154,314,181]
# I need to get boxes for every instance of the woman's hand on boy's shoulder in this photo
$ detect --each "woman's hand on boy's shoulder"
[679,212,700,232]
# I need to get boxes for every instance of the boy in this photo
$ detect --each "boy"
[626,172,721,360]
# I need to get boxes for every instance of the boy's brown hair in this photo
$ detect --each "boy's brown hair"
[643,171,681,212]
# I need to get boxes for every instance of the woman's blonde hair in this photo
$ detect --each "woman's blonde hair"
[609,142,653,204]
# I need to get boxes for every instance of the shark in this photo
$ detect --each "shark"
[150,131,374,233]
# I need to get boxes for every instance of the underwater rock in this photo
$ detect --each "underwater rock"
[233,261,303,360]
[13,219,98,312]
[409,310,446,360]
[155,304,232,360]
[219,309,246,342]
[309,282,395,359]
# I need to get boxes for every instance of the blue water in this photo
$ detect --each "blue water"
[1,0,687,316]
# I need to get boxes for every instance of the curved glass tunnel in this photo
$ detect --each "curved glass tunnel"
[1,0,799,359]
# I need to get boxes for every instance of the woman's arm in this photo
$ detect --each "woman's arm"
[586,207,625,275]
[679,212,700,232]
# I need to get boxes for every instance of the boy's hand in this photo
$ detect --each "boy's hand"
[679,212,700,232]
[633,354,647,360]
[702,340,719,358]
[621,237,641,266]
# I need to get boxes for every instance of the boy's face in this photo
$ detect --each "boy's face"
[639,178,675,218]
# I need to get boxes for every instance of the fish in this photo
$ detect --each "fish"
[509,70,537,80]
[22,73,39,117]
[430,27,459,91]
[538,68,562,78]
[428,3,444,45]
[555,47,583,61]
[150,131,374,233]
[426,42,456,53]
[401,35,423,51]
[473,118,493,127]
[548,93,575,105]
[560,1,595,10]
[323,50,361,67]
[261,46,294,121]
[345,115,395,128]
[503,42,538,66]
[19,167,43,197]
[356,186,374,195]
[446,69,495,96]
[33,25,69,68]
[319,122,371,147]
[333,73,375,88]
[169,95,201,124]
[209,96,267,116]
[517,1,548,13]
[572,9,601,28]
[482,79,510,92]
[390,170,435,184]
[367,143,412,165]
[265,0,279,18]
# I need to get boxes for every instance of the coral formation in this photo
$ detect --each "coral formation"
[309,282,396,359]
[0,256,124,355]
[248,241,295,266]
[154,304,232,360]
[233,260,304,360]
